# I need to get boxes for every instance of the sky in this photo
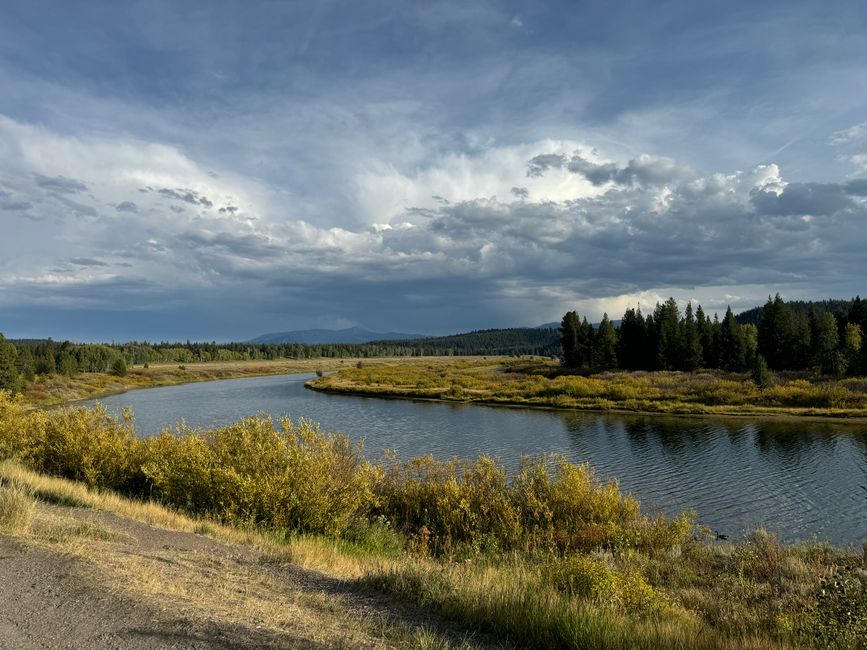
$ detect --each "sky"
[1,0,866,342]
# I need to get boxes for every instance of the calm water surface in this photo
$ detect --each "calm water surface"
[87,373,867,546]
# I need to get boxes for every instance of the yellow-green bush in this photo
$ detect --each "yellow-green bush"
[376,453,693,556]
[0,391,28,459]
[22,404,143,491]
[142,416,379,535]
[547,554,667,614]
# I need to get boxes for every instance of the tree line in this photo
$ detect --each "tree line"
[0,328,562,393]
[560,294,866,377]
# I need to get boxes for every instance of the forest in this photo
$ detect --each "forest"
[561,294,866,377]
[0,327,559,393]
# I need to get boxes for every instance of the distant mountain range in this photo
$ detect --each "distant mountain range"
[250,326,423,344]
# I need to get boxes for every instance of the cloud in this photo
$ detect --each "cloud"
[157,187,214,207]
[830,122,867,145]
[69,257,108,267]
[0,199,32,211]
[33,173,88,194]
[1,111,866,338]
[750,182,853,216]
[527,151,692,186]
[115,201,139,213]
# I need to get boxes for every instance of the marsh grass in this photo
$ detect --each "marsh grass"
[309,360,867,419]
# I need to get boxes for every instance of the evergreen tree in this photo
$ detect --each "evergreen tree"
[14,344,36,382]
[654,298,683,370]
[617,307,648,370]
[696,305,717,368]
[0,333,23,393]
[576,317,595,368]
[560,311,580,368]
[752,354,770,388]
[849,295,867,331]
[718,307,746,371]
[593,313,618,370]
[682,303,703,371]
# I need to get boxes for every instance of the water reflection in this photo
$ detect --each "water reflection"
[87,374,867,546]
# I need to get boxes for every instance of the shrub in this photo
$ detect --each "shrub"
[142,416,379,535]
[0,391,28,460]
[752,355,770,388]
[22,405,144,491]
[111,357,128,377]
[547,555,666,614]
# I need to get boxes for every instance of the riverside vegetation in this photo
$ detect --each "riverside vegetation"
[308,358,867,419]
[1,391,865,649]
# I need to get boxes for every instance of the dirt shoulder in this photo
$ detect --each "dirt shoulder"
[0,500,479,649]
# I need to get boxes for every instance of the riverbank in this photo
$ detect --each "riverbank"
[306,359,867,422]
[23,356,494,407]
[1,402,864,649]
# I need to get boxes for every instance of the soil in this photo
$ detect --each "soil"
[0,504,482,649]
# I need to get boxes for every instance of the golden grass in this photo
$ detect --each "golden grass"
[0,462,466,649]
[23,356,498,407]
[309,359,867,420]
[0,481,36,533]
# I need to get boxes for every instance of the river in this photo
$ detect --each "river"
[85,372,867,546]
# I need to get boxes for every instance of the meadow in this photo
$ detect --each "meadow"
[308,358,867,420]
[21,356,480,407]
[1,390,864,649]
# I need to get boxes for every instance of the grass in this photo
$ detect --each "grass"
[308,358,867,420]
[0,481,36,533]
[23,355,494,407]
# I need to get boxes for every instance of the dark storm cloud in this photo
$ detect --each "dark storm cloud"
[33,173,88,194]
[510,187,528,199]
[844,178,867,196]
[750,182,853,216]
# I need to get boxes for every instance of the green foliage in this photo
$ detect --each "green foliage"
[111,357,128,377]
[752,354,770,388]
[0,334,23,394]
[142,416,378,535]
[547,555,665,614]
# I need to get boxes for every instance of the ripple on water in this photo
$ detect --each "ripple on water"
[86,373,867,546]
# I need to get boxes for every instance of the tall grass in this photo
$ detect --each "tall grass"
[310,360,867,418]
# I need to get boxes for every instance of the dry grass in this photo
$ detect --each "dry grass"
[309,359,867,420]
[0,481,36,533]
[23,356,496,407]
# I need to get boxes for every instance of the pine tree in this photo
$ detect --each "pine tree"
[593,313,618,370]
[654,298,683,370]
[617,307,647,370]
[682,303,703,371]
[560,311,580,368]
[718,307,746,371]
